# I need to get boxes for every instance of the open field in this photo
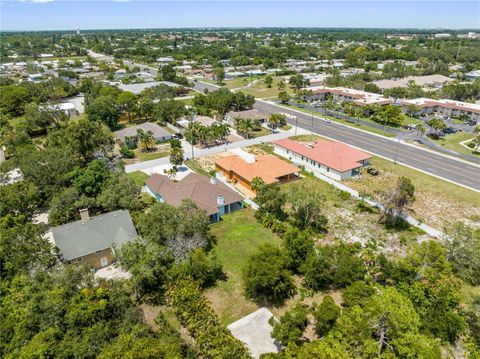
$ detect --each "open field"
[345,156,480,229]
[206,209,282,325]
[224,76,295,98]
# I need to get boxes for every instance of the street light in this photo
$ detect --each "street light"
[393,134,402,164]
[295,116,298,136]
[311,112,314,135]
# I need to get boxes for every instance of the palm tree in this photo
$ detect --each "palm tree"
[137,129,155,152]
[184,121,201,159]
[251,176,265,192]
[322,99,335,116]
[416,123,425,140]
[169,147,184,169]
[235,117,254,139]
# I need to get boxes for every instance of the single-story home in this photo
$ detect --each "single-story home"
[274,138,372,181]
[177,115,218,130]
[114,122,172,143]
[50,209,137,269]
[45,102,78,117]
[215,154,300,193]
[145,173,244,222]
[118,81,183,95]
[225,109,268,125]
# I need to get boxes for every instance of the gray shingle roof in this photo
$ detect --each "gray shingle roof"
[51,210,137,261]
[114,122,171,140]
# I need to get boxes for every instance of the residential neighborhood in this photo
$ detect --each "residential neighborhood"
[1,2,479,358]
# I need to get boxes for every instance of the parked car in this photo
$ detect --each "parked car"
[174,133,183,139]
[367,167,380,176]
[443,127,458,134]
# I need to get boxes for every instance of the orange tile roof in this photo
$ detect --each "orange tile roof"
[215,155,300,184]
[274,138,372,172]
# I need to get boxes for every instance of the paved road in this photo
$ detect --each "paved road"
[124,129,302,173]
[192,80,479,191]
[254,100,480,191]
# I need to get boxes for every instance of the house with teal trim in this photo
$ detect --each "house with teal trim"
[145,173,243,222]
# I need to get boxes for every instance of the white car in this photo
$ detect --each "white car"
[322,118,331,123]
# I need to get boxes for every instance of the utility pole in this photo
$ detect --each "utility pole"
[394,135,401,164]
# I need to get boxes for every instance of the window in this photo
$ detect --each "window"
[327,167,330,172]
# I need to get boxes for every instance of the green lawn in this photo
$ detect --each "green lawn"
[127,171,149,187]
[135,148,170,161]
[249,126,272,138]
[205,209,282,325]
[430,132,479,157]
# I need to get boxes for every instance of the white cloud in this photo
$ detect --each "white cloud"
[19,0,54,3]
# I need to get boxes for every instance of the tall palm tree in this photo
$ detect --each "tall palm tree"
[184,121,201,159]
[137,129,155,151]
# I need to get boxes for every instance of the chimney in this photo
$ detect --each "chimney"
[79,208,90,221]
[217,195,224,206]
[210,176,217,185]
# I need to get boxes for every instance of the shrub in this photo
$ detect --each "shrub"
[314,296,340,336]
[270,304,309,346]
[120,145,135,158]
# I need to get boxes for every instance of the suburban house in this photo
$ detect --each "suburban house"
[50,209,138,269]
[114,122,172,143]
[274,138,372,181]
[145,173,243,222]
[308,86,392,106]
[215,154,300,193]
[177,115,218,130]
[372,74,454,90]
[44,102,78,117]
[118,81,182,95]
[401,98,480,122]
[225,109,268,125]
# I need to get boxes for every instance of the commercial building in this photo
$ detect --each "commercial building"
[274,138,372,181]
[401,98,480,122]
[145,173,243,222]
[309,86,392,106]
[51,210,137,269]
[215,154,300,193]
[372,75,454,90]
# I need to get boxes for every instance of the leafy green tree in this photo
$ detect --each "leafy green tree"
[264,74,273,88]
[0,217,56,281]
[302,243,365,291]
[255,183,286,219]
[287,183,328,231]
[282,226,314,272]
[118,237,174,302]
[213,66,225,85]
[0,180,41,219]
[270,304,309,346]
[153,99,185,124]
[341,281,375,307]
[46,118,113,165]
[243,244,295,304]
[169,146,184,169]
[289,74,309,90]
[48,187,91,226]
[268,113,287,131]
[117,91,137,122]
[250,176,265,192]
[97,174,142,212]
[426,117,447,135]
[86,95,120,129]
[381,176,415,226]
[278,91,290,104]
[24,102,68,131]
[445,222,480,286]
[67,159,110,196]
[0,84,31,116]
[159,64,177,82]
[176,248,223,288]
[314,296,340,336]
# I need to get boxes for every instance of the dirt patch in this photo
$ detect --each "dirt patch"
[140,303,161,330]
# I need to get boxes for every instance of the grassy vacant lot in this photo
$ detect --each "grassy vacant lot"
[224,77,295,99]
[206,208,282,325]
[346,157,480,229]
[127,171,149,187]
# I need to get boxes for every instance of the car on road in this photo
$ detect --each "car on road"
[322,118,331,123]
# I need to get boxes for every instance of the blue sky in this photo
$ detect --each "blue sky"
[1,1,479,31]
